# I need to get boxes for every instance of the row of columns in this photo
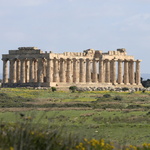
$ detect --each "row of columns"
[2,58,141,85]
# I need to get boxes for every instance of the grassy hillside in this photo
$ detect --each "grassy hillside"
[0,88,150,149]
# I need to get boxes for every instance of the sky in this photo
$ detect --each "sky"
[0,0,150,75]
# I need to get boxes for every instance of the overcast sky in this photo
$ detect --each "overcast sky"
[0,0,150,75]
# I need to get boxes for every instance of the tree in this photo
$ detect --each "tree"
[69,86,77,93]
[51,87,56,92]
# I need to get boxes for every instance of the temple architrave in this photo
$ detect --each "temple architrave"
[2,47,142,88]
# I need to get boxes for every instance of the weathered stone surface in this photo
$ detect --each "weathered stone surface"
[2,47,142,88]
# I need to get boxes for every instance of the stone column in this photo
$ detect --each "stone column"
[43,58,46,82]
[37,58,44,83]
[46,59,50,83]
[10,59,16,83]
[21,59,26,83]
[118,59,123,84]
[103,60,106,82]
[76,60,80,83]
[66,58,72,83]
[124,60,129,85]
[53,58,59,82]
[110,60,113,83]
[79,59,85,82]
[136,60,141,85]
[60,58,65,82]
[130,60,135,85]
[2,58,8,83]
[34,59,38,82]
[25,60,30,83]
[29,59,35,82]
[73,58,78,83]
[99,59,104,83]
[86,59,91,82]
[105,59,110,83]
[16,59,21,83]
[111,59,116,84]
[92,59,97,82]
[50,59,53,82]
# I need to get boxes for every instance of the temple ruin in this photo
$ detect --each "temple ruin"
[2,47,142,88]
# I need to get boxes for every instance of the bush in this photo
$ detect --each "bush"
[103,94,111,98]
[113,96,123,101]
[51,87,56,92]
[122,87,129,91]
[69,86,77,93]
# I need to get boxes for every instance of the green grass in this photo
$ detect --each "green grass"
[0,110,150,145]
[1,88,150,146]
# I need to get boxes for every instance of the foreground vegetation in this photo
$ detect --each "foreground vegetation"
[1,120,150,150]
[0,88,150,149]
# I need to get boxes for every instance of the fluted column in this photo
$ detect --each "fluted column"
[79,59,85,82]
[111,59,116,84]
[110,60,113,82]
[60,58,65,82]
[29,59,34,82]
[53,58,59,82]
[118,59,123,84]
[37,58,44,83]
[136,60,141,85]
[105,59,110,83]
[76,60,80,83]
[21,59,26,83]
[103,60,106,82]
[86,59,91,82]
[42,59,46,82]
[66,58,72,83]
[16,60,21,83]
[10,59,16,83]
[2,59,8,83]
[34,59,38,82]
[92,59,97,82]
[73,58,78,83]
[46,59,50,83]
[99,59,104,83]
[130,60,135,85]
[124,60,129,84]
[25,60,30,83]
[50,59,53,82]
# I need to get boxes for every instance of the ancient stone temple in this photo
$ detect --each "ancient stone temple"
[2,47,142,87]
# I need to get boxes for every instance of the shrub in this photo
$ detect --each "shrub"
[122,87,129,91]
[51,87,56,92]
[69,86,77,93]
[113,96,123,101]
[103,94,111,98]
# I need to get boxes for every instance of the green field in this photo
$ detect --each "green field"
[0,88,150,148]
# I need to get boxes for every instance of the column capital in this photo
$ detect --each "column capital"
[79,58,86,63]
[124,59,130,62]
[2,58,8,61]
[118,59,123,62]
[86,58,92,62]
[129,59,135,62]
[104,59,110,62]
[111,59,117,62]
[42,57,47,62]
[136,59,142,62]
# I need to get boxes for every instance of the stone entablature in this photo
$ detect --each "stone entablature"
[2,47,142,87]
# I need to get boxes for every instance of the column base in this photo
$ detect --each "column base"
[117,83,124,85]
[124,83,130,85]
